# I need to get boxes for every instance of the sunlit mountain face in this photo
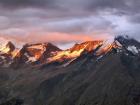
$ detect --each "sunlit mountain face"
[0,0,140,105]
[0,36,131,69]
[0,37,130,68]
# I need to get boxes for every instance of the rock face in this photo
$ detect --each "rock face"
[5,41,15,54]
[0,42,16,67]
[0,41,15,54]
[23,43,61,61]
[70,41,103,52]
[0,42,61,68]
[0,36,140,105]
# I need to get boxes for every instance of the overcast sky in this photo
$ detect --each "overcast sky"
[0,0,140,48]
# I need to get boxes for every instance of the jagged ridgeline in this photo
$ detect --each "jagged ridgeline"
[0,36,140,105]
[0,36,123,68]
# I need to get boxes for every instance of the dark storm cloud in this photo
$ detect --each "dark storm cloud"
[0,0,140,19]
[0,0,37,8]
[86,0,126,11]
[44,16,115,34]
[0,0,140,43]
[0,0,132,11]
[0,0,60,9]
[0,0,138,11]
[128,14,140,23]
[1,0,140,22]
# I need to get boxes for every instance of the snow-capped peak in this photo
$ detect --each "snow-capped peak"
[0,41,15,54]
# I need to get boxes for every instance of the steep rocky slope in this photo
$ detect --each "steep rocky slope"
[0,36,140,105]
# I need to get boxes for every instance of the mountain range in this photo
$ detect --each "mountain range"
[0,36,140,105]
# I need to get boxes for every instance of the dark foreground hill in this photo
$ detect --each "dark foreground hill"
[0,36,140,105]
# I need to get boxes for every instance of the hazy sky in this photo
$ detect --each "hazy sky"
[0,0,140,47]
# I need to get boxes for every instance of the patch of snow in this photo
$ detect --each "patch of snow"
[97,55,103,60]
[48,49,84,62]
[0,44,10,53]
[28,57,37,62]
[127,46,139,54]
[24,52,37,62]
[28,44,46,51]
[115,40,122,47]
[62,58,77,67]
[0,56,6,59]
